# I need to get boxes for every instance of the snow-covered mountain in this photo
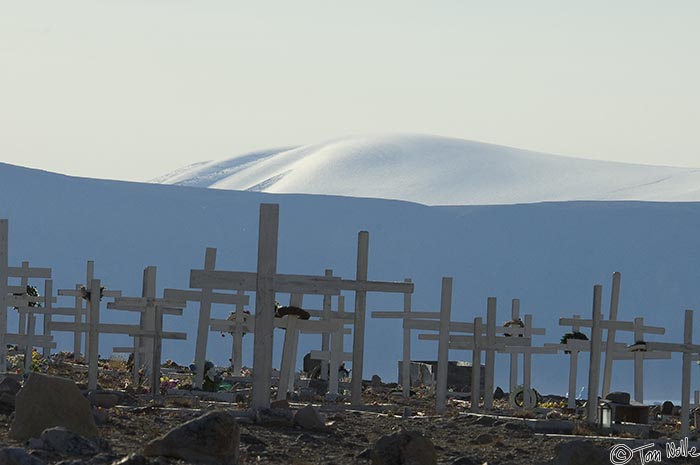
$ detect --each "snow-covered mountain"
[152,134,700,206]
[2,161,700,401]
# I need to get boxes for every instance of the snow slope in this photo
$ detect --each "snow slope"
[2,161,700,400]
[153,134,700,205]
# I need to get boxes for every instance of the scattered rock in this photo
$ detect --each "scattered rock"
[370,430,437,465]
[143,410,240,465]
[605,392,630,405]
[270,399,290,409]
[109,454,151,465]
[473,433,493,445]
[0,377,21,414]
[252,407,295,427]
[0,377,21,395]
[452,458,481,465]
[32,427,104,456]
[10,374,98,441]
[87,392,119,409]
[294,405,326,431]
[308,378,329,396]
[546,410,562,420]
[473,416,496,427]
[0,447,47,465]
[493,386,506,400]
[549,440,608,465]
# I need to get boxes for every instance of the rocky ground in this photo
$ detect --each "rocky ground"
[0,352,697,465]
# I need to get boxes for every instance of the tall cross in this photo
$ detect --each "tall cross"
[189,204,413,408]
[631,309,698,437]
[0,220,53,372]
[56,261,121,360]
[107,266,187,393]
[163,248,250,389]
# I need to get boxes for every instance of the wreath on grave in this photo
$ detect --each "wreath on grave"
[274,301,311,321]
[80,285,106,302]
[13,285,41,310]
[221,309,252,337]
[503,318,524,337]
[509,384,542,409]
[560,331,588,354]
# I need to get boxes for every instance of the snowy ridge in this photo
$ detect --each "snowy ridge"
[152,134,700,205]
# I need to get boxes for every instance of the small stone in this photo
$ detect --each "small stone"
[87,392,119,409]
[605,392,630,405]
[37,427,103,456]
[550,440,608,465]
[143,410,240,465]
[473,416,496,427]
[452,458,480,465]
[10,374,98,441]
[253,407,295,427]
[308,378,329,396]
[110,454,151,465]
[473,433,493,445]
[0,447,47,465]
[370,430,437,465]
[0,377,21,395]
[546,410,562,420]
[294,405,326,431]
[270,399,290,409]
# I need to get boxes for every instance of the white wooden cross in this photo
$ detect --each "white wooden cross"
[415,294,534,413]
[12,279,58,369]
[163,247,250,389]
[0,220,53,372]
[107,266,187,392]
[275,293,353,400]
[56,261,121,360]
[372,278,442,398]
[557,291,669,420]
[500,314,557,407]
[630,309,698,437]
[189,204,413,409]
[50,277,187,391]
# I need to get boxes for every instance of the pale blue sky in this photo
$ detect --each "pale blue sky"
[1,1,698,181]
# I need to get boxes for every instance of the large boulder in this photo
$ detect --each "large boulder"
[143,410,240,465]
[371,430,437,465]
[9,374,98,441]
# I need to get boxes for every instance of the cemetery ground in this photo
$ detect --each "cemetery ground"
[0,352,697,465]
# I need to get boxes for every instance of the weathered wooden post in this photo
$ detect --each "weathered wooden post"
[586,284,603,424]
[471,317,483,413]
[351,231,369,406]
[483,297,497,410]
[602,272,621,398]
[508,299,520,393]
[252,203,279,409]
[435,277,453,415]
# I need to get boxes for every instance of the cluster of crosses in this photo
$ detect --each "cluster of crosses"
[1,205,699,435]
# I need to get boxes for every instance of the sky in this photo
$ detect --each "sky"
[1,0,699,182]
